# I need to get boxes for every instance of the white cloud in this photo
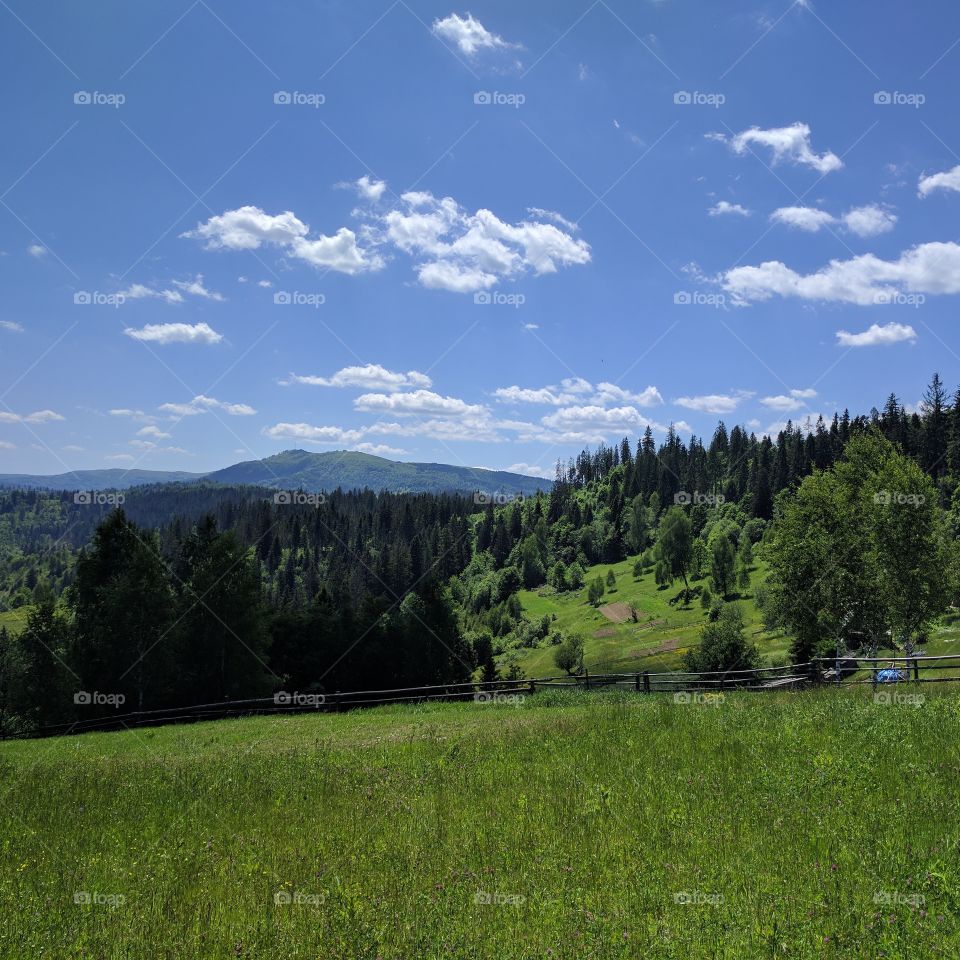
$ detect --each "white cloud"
[674,394,747,414]
[526,207,579,232]
[352,442,407,456]
[263,423,366,444]
[504,462,554,479]
[719,122,843,174]
[119,283,183,305]
[770,206,836,232]
[184,205,381,275]
[351,175,387,202]
[494,380,662,408]
[835,322,917,347]
[723,241,960,305]
[760,394,807,412]
[123,322,223,345]
[380,191,590,293]
[769,203,895,237]
[0,409,64,424]
[791,388,817,399]
[354,390,486,418]
[27,244,47,258]
[709,200,751,217]
[257,279,272,288]
[137,425,172,439]
[919,164,960,197]
[282,364,432,391]
[159,395,256,417]
[841,204,897,238]
[431,12,517,56]
[0,321,23,332]
[170,274,225,301]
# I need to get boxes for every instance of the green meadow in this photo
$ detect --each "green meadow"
[2,689,958,959]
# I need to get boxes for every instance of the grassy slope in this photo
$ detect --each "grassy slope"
[511,556,788,677]
[2,690,958,958]
[511,556,960,678]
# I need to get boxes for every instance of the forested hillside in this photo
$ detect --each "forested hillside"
[1,375,959,734]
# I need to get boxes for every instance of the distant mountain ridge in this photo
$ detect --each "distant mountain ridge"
[0,450,552,496]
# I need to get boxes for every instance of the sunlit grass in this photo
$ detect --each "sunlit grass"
[2,688,958,958]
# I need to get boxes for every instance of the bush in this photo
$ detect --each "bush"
[553,633,585,676]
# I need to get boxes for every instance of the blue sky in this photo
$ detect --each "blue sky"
[2,0,960,478]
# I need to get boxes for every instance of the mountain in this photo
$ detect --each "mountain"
[204,450,552,496]
[0,451,552,496]
[0,468,205,491]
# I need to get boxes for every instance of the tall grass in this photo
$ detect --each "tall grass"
[2,689,958,958]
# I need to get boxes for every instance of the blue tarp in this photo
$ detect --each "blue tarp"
[876,668,906,683]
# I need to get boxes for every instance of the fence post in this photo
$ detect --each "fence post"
[643,671,650,693]
[634,673,640,692]
[529,679,536,696]
[913,658,920,682]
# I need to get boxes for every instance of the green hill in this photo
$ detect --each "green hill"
[205,449,551,496]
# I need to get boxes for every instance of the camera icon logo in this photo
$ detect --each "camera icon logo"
[73,91,92,105]
[274,890,292,905]
[873,490,892,505]
[473,91,492,105]
[673,91,692,105]
[874,91,891,105]
[73,891,91,905]
[273,91,292,105]
[473,291,492,305]
[273,291,292,305]
[73,291,92,305]
[673,491,692,506]
[673,291,691,305]
[74,691,92,705]
[673,692,692,704]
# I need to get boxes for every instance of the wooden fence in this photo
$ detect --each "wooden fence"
[12,653,960,740]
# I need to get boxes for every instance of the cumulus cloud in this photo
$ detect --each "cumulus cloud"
[709,200,751,217]
[123,322,223,345]
[352,442,407,456]
[494,379,662,408]
[769,203,895,237]
[159,395,256,417]
[380,191,591,293]
[354,389,486,418]
[760,390,818,412]
[835,322,917,347]
[263,423,366,444]
[918,165,960,197]
[350,175,387,202]
[119,283,183,305]
[0,409,64,424]
[27,244,47,258]
[722,241,960,305]
[183,206,381,275]
[431,12,517,56]
[715,122,842,174]
[674,393,750,414]
[186,190,588,294]
[170,274,225,301]
[137,425,172,439]
[282,364,432,391]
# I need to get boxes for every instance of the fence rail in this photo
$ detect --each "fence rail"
[10,653,960,741]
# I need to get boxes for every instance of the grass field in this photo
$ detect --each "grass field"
[3,688,959,958]
[510,557,789,677]
[510,556,960,679]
